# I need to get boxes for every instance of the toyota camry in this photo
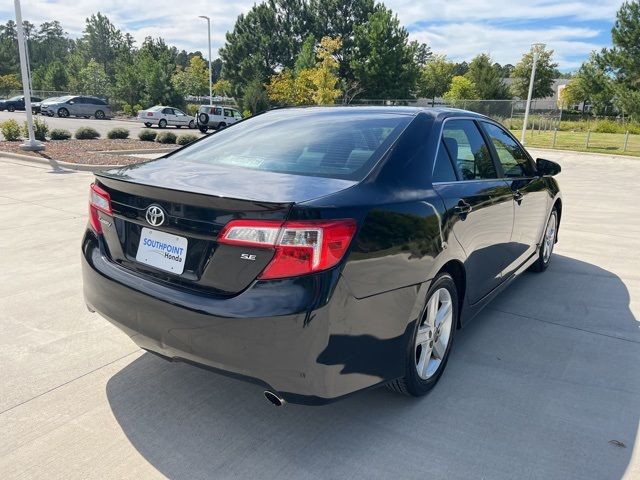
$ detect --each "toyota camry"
[82,107,562,406]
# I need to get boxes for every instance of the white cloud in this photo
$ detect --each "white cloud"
[0,0,625,69]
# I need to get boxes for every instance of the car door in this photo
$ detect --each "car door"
[70,97,84,116]
[161,108,174,125]
[480,121,550,277]
[223,108,234,125]
[432,119,514,304]
[173,109,189,126]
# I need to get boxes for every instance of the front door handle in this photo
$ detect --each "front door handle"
[513,190,524,203]
[454,200,472,216]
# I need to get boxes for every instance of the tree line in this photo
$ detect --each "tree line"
[2,0,637,121]
[561,0,640,120]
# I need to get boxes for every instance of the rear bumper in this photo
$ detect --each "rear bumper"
[82,232,417,404]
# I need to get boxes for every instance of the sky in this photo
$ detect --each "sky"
[0,0,626,71]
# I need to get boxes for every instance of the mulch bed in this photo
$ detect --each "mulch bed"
[0,139,175,166]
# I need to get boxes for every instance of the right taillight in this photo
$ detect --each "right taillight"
[88,183,112,234]
[218,219,357,279]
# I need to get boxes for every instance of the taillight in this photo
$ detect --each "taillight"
[146,112,154,116]
[218,219,357,279]
[88,183,112,234]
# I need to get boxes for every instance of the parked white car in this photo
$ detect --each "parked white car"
[196,105,243,133]
[137,106,196,129]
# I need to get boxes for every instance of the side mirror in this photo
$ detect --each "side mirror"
[536,158,561,176]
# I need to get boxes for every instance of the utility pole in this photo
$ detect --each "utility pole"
[14,0,43,151]
[199,15,213,106]
[521,43,545,145]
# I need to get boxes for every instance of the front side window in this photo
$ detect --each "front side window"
[224,108,233,117]
[442,120,497,180]
[170,109,412,180]
[162,108,173,114]
[482,122,536,177]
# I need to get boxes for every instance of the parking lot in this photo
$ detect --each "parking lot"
[0,149,638,479]
[0,111,205,140]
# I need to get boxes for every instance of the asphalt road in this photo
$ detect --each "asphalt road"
[0,110,203,140]
[0,149,638,479]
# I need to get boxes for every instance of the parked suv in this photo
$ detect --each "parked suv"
[0,95,43,112]
[196,105,242,133]
[40,95,112,119]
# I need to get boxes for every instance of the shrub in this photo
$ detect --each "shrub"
[0,119,22,141]
[75,127,100,140]
[50,128,72,140]
[138,129,157,141]
[21,118,49,141]
[177,134,198,145]
[133,104,143,114]
[122,103,133,116]
[186,104,199,116]
[107,127,130,139]
[156,131,177,144]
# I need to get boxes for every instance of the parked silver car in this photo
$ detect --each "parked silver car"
[40,95,112,119]
[137,105,196,129]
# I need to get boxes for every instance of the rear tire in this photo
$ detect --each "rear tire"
[188,120,195,129]
[217,122,227,130]
[57,107,69,118]
[144,122,152,127]
[198,126,209,134]
[8,105,15,112]
[158,119,167,128]
[387,273,458,397]
[95,110,105,119]
[529,208,558,273]
[176,125,182,129]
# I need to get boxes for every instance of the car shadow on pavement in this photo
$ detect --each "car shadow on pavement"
[105,254,639,480]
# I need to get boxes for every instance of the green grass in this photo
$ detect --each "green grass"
[509,129,640,157]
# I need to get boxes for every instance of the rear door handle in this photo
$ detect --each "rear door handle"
[454,200,472,216]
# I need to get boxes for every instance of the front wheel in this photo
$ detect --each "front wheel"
[388,273,458,397]
[217,122,227,130]
[530,209,558,273]
[8,105,15,112]
[158,119,167,128]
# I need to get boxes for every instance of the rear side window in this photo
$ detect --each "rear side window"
[213,107,222,115]
[170,109,412,180]
[481,122,536,177]
[442,120,497,180]
[433,140,457,182]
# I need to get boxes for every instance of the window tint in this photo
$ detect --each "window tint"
[162,108,173,114]
[442,120,497,180]
[233,110,242,118]
[170,109,412,180]
[482,122,535,177]
[213,107,222,115]
[433,140,457,182]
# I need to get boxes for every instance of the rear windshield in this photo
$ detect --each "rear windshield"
[171,109,412,180]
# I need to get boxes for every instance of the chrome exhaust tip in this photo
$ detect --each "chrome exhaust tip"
[264,390,285,407]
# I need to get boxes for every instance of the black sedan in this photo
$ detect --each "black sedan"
[0,95,42,112]
[82,107,562,406]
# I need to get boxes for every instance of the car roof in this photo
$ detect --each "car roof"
[263,105,490,121]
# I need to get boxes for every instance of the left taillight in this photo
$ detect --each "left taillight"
[218,219,357,279]
[88,183,112,234]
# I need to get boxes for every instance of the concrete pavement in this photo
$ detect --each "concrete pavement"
[0,110,204,140]
[0,150,638,479]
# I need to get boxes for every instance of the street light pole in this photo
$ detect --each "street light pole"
[199,15,212,106]
[14,0,43,151]
[521,43,545,145]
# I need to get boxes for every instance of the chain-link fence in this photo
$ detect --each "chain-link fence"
[349,98,639,156]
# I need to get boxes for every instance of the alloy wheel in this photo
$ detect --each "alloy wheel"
[415,287,453,380]
[543,212,557,263]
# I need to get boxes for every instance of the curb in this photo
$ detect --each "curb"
[0,150,122,172]
[94,147,176,155]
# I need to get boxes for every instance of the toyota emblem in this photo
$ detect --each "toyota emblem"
[145,205,166,227]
